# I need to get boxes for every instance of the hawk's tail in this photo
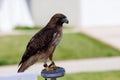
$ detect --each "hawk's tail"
[18,63,26,73]
[17,57,38,72]
[18,61,29,72]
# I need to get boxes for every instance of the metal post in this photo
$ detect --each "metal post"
[51,78,56,80]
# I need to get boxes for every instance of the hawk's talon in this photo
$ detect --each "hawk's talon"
[45,67,54,71]
[48,62,55,67]
[44,64,48,67]
[45,65,60,71]
[50,64,60,70]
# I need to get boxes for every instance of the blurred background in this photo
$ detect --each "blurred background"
[0,0,120,80]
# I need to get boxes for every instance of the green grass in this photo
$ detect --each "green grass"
[14,25,73,30]
[14,26,42,30]
[38,71,120,80]
[55,33,120,60]
[0,32,120,65]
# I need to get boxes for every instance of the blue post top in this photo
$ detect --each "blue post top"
[41,67,65,78]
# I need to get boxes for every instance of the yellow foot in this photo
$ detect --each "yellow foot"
[45,65,60,71]
[51,65,60,70]
[45,67,54,71]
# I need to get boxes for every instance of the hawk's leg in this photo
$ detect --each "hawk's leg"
[49,55,60,70]
[48,61,54,67]
[44,63,55,71]
[48,47,60,70]
[49,61,60,69]
[43,63,51,71]
[42,58,54,71]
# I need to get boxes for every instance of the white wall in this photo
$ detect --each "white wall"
[1,0,120,31]
[80,0,120,27]
[0,0,34,32]
[0,72,37,80]
[30,0,80,27]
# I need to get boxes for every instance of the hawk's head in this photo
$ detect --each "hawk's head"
[48,13,69,26]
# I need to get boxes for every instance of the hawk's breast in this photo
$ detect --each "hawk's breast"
[53,32,62,46]
[55,34,62,45]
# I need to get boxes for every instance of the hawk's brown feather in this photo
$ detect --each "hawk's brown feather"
[18,28,56,65]
[18,13,68,72]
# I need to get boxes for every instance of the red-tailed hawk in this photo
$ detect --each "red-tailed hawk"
[18,13,69,72]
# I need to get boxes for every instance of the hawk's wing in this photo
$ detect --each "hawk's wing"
[19,28,56,65]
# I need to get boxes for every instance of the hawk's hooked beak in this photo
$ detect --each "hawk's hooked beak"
[62,18,69,24]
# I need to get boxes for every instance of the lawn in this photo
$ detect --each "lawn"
[38,71,120,80]
[0,32,120,65]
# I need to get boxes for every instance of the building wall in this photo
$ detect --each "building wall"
[0,0,34,32]
[30,0,80,27]
[31,0,120,28]
[80,0,120,27]
[1,0,119,31]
